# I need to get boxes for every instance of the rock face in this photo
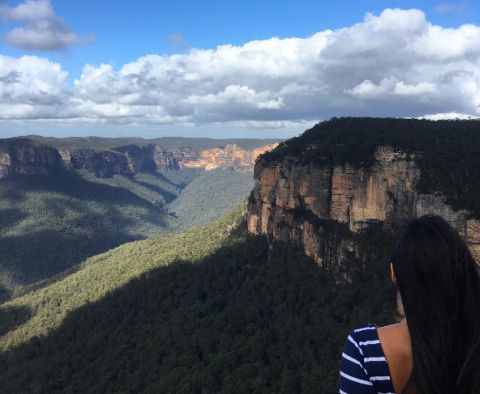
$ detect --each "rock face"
[182,143,278,171]
[0,140,277,179]
[151,145,180,171]
[0,145,63,178]
[248,146,480,263]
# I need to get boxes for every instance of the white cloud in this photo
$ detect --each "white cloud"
[0,0,95,51]
[394,81,437,95]
[421,112,478,120]
[0,54,75,119]
[1,8,480,129]
[348,78,437,98]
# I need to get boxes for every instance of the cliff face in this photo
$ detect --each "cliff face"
[0,141,276,179]
[182,143,278,171]
[0,145,63,178]
[248,146,480,263]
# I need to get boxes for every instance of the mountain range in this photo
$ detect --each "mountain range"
[1,118,480,392]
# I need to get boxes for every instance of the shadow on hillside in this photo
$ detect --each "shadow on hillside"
[0,305,32,336]
[0,228,136,287]
[129,177,177,203]
[0,285,11,304]
[0,223,395,393]
[0,208,28,234]
[154,169,202,190]
[0,171,169,214]
[0,171,170,290]
[33,171,164,210]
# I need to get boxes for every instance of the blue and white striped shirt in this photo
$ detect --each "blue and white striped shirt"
[339,324,396,394]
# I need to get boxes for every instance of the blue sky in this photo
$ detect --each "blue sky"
[0,0,479,138]
[1,0,478,82]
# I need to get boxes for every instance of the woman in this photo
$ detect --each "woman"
[339,214,480,393]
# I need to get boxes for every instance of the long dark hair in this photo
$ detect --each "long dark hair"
[391,214,480,394]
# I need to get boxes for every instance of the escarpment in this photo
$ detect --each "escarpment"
[0,143,63,178]
[247,118,480,264]
[183,143,277,171]
[0,139,277,179]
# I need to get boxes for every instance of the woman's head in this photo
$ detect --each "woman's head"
[391,214,480,394]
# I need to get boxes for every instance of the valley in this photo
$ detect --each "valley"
[1,118,480,393]
[2,1,479,392]
[0,136,276,298]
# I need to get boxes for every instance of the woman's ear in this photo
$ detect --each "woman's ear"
[390,262,397,284]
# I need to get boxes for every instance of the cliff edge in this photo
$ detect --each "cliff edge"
[248,118,480,264]
[0,139,277,179]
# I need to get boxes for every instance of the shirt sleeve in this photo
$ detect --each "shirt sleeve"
[339,332,377,394]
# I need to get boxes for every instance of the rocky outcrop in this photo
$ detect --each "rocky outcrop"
[0,151,12,178]
[58,144,180,177]
[182,143,278,171]
[151,145,180,171]
[0,140,277,179]
[248,146,480,263]
[68,148,135,177]
[0,145,63,178]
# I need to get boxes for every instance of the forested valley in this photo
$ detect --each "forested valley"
[2,118,480,393]
[0,207,395,393]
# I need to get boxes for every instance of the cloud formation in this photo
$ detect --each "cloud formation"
[0,0,95,51]
[1,8,480,128]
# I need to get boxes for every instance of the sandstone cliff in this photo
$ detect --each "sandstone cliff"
[0,144,63,178]
[59,144,180,177]
[182,143,278,171]
[0,140,277,179]
[248,145,480,264]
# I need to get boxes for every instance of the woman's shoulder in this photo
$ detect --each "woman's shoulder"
[349,323,378,335]
[340,324,395,393]
[376,321,413,393]
[344,323,385,360]
[347,323,380,344]
[376,321,411,356]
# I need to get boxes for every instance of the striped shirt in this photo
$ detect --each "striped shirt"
[339,324,396,394]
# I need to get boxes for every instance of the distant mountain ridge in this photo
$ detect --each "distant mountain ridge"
[0,136,278,179]
[19,135,280,151]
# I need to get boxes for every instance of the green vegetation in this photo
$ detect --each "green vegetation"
[9,119,477,391]
[0,167,252,297]
[0,207,396,393]
[0,206,245,350]
[0,134,279,298]
[263,117,480,217]
[0,169,173,294]
[167,168,254,230]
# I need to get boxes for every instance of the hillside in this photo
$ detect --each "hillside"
[167,168,255,230]
[0,135,277,298]
[0,168,184,294]
[0,206,395,393]
[0,167,254,298]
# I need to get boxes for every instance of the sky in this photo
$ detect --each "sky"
[0,0,479,138]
